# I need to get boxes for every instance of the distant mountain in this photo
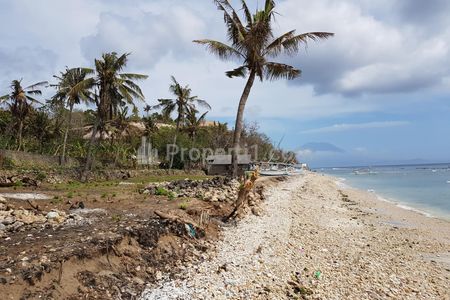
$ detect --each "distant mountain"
[301,142,345,153]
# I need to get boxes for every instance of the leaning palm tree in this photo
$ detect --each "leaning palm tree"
[194,0,333,177]
[82,52,148,177]
[154,76,211,168]
[51,67,94,164]
[0,80,47,150]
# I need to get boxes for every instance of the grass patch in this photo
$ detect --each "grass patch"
[179,201,188,210]
[51,196,63,204]
[111,214,122,222]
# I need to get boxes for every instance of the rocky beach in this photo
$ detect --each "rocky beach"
[143,172,450,299]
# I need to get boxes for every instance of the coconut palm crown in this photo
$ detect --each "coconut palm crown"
[51,67,94,163]
[0,79,47,150]
[194,0,334,176]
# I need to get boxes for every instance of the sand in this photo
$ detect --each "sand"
[142,172,450,299]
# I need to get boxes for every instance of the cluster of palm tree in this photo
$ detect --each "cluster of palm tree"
[0,80,48,151]
[0,0,332,177]
[1,53,148,173]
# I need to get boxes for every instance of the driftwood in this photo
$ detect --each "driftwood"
[27,199,41,212]
[226,170,259,221]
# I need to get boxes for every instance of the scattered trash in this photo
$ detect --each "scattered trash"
[185,224,196,238]
[314,270,322,279]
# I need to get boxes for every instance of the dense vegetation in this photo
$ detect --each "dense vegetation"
[0,53,297,171]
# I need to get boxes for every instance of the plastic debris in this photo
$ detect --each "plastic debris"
[314,270,322,279]
[185,224,196,238]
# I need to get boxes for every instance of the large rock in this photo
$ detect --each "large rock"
[46,211,59,219]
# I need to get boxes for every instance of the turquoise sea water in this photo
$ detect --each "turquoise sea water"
[318,163,450,220]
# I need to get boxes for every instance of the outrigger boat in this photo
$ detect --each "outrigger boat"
[257,162,303,176]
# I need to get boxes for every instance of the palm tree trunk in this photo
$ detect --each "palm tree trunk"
[231,70,256,178]
[16,120,23,151]
[169,120,180,170]
[81,120,99,181]
[61,105,74,165]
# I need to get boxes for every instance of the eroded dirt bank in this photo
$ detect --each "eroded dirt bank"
[0,175,269,299]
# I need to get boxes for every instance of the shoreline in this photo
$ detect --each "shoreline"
[330,174,450,222]
[143,172,450,299]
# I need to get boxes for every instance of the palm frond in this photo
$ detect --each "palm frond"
[193,40,243,60]
[114,53,130,71]
[265,30,296,56]
[264,62,301,81]
[119,73,148,80]
[25,81,48,90]
[214,0,246,45]
[226,65,248,78]
[25,95,44,105]
[241,0,253,26]
[269,32,334,56]
[198,111,208,123]
[26,90,42,95]
[195,99,212,110]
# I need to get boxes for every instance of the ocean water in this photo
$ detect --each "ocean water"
[318,163,450,220]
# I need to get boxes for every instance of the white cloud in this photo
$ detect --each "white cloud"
[0,0,449,123]
[301,121,410,134]
[277,0,450,95]
[80,6,206,69]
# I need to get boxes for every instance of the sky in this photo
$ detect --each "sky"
[0,0,449,167]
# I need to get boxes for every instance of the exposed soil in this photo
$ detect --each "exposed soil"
[0,175,234,299]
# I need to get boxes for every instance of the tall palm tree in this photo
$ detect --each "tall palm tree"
[0,80,47,150]
[194,0,333,177]
[51,67,94,164]
[154,76,211,168]
[185,107,208,141]
[83,52,148,177]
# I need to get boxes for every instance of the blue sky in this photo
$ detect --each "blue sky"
[0,0,449,167]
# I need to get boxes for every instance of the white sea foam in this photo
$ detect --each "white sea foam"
[375,194,436,218]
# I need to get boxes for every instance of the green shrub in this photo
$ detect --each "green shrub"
[155,187,169,196]
[13,181,23,187]
[1,157,15,170]
[179,201,188,210]
[36,171,47,181]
